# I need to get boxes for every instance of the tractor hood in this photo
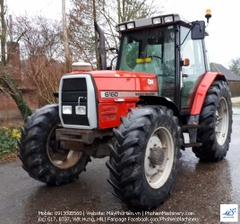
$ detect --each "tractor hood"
[69,70,158,103]
[59,70,158,129]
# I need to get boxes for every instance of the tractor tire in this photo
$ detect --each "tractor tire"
[193,80,232,161]
[18,104,90,186]
[106,106,181,210]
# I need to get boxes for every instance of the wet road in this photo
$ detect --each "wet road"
[0,108,240,224]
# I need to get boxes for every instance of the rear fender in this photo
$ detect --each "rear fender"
[190,72,226,115]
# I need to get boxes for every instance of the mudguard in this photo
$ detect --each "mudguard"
[190,72,226,115]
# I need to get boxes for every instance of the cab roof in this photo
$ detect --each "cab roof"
[116,13,193,33]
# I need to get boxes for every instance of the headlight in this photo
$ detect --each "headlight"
[164,16,174,23]
[152,17,162,24]
[127,22,135,29]
[62,105,72,114]
[119,24,126,31]
[75,105,86,115]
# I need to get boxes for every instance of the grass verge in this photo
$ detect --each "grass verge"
[233,102,240,107]
[0,127,20,164]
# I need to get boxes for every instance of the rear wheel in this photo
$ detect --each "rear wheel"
[193,81,232,161]
[106,106,180,210]
[18,104,90,185]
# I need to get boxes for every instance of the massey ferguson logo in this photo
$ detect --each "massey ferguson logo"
[148,79,154,85]
[100,91,158,98]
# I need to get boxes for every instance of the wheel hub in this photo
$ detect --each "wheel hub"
[149,145,165,167]
[47,126,82,169]
[144,128,174,189]
[215,97,229,145]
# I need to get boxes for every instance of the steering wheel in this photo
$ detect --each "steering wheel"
[149,55,162,60]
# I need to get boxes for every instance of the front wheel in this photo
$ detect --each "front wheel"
[18,104,90,186]
[106,106,181,210]
[193,81,233,161]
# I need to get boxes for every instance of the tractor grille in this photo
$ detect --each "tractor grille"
[61,78,89,126]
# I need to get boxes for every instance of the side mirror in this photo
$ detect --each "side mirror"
[191,21,205,40]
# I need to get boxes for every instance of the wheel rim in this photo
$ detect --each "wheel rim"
[46,125,82,169]
[215,97,229,145]
[144,127,174,189]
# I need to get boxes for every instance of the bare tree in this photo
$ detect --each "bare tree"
[68,0,97,68]
[13,15,64,61]
[13,15,66,106]
[229,57,240,77]
[0,0,32,122]
[25,56,65,106]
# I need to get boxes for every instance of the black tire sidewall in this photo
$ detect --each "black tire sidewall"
[19,104,90,185]
[193,81,232,160]
[108,106,180,209]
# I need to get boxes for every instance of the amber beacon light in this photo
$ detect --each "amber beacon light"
[205,9,212,23]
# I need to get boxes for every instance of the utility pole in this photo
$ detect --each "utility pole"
[62,0,71,71]
[9,15,13,42]
[93,0,100,69]
[0,0,7,65]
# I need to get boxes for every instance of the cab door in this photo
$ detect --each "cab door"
[180,27,207,110]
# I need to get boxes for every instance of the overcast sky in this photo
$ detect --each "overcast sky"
[5,0,240,67]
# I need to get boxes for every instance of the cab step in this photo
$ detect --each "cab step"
[182,142,202,148]
[182,124,201,131]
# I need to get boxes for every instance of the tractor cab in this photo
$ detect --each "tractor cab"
[115,14,209,112]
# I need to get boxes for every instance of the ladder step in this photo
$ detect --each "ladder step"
[183,142,202,148]
[182,124,201,130]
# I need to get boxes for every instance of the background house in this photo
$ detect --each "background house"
[210,62,240,97]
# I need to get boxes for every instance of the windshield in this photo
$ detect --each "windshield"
[117,25,175,76]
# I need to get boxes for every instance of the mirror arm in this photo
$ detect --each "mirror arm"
[179,26,192,47]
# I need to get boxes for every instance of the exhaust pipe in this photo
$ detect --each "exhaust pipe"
[94,21,107,70]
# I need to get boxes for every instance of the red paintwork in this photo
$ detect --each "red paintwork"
[190,72,225,115]
[98,102,137,129]
[91,70,158,129]
[69,69,226,128]
[92,70,157,97]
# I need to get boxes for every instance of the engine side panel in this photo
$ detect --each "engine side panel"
[92,70,158,129]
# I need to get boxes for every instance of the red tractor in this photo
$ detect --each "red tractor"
[18,11,232,210]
